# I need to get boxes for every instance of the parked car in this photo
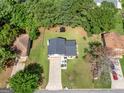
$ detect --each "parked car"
[112,71,118,80]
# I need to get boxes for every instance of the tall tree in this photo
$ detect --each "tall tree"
[9,63,43,93]
[0,24,18,46]
[84,41,111,81]
[0,47,15,70]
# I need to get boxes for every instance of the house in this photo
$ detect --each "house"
[101,32,124,58]
[47,38,77,69]
[13,34,31,61]
[94,0,122,9]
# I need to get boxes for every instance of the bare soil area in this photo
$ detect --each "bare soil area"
[0,66,13,88]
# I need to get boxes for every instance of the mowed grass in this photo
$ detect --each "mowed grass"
[29,26,108,89]
[120,56,124,76]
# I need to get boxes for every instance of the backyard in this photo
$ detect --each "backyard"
[29,26,110,89]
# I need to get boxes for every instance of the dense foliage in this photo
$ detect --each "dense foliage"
[9,63,43,93]
[0,23,18,69]
[0,24,18,46]
[0,47,15,70]
[0,0,118,69]
[0,0,117,35]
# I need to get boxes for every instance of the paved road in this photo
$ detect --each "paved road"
[0,89,124,93]
[35,89,124,93]
[46,57,62,90]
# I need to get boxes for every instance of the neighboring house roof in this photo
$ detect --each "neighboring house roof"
[48,38,76,56]
[13,34,30,57]
[102,32,124,49]
[94,0,122,9]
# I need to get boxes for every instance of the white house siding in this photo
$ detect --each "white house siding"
[95,0,122,9]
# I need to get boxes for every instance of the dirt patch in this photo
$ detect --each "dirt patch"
[39,26,87,35]
[0,66,13,88]
[90,34,101,42]
[39,26,87,37]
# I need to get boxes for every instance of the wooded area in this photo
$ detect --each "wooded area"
[0,0,118,70]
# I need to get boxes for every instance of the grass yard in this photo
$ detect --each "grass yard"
[120,56,124,76]
[29,26,110,89]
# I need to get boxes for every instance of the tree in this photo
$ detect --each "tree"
[9,63,43,93]
[84,41,111,81]
[85,2,117,34]
[0,0,13,19]
[0,47,15,70]
[0,0,118,36]
[0,24,18,46]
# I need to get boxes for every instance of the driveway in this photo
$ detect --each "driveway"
[7,58,25,88]
[46,57,62,90]
[110,58,124,89]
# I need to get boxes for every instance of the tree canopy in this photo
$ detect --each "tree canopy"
[0,47,15,70]
[0,24,18,46]
[0,0,119,70]
[0,0,118,35]
[9,63,43,93]
[0,23,18,70]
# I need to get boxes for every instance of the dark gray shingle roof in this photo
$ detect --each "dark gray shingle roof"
[48,38,65,55]
[65,40,76,56]
[48,38,76,56]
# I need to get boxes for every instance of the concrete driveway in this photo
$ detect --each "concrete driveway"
[46,57,62,90]
[110,58,124,89]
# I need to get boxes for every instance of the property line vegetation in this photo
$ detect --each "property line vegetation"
[84,41,111,88]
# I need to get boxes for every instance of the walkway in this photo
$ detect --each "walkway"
[46,57,62,90]
[10,60,25,77]
[7,58,26,88]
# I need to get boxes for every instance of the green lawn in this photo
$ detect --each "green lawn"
[29,38,49,88]
[120,56,124,76]
[29,27,111,89]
